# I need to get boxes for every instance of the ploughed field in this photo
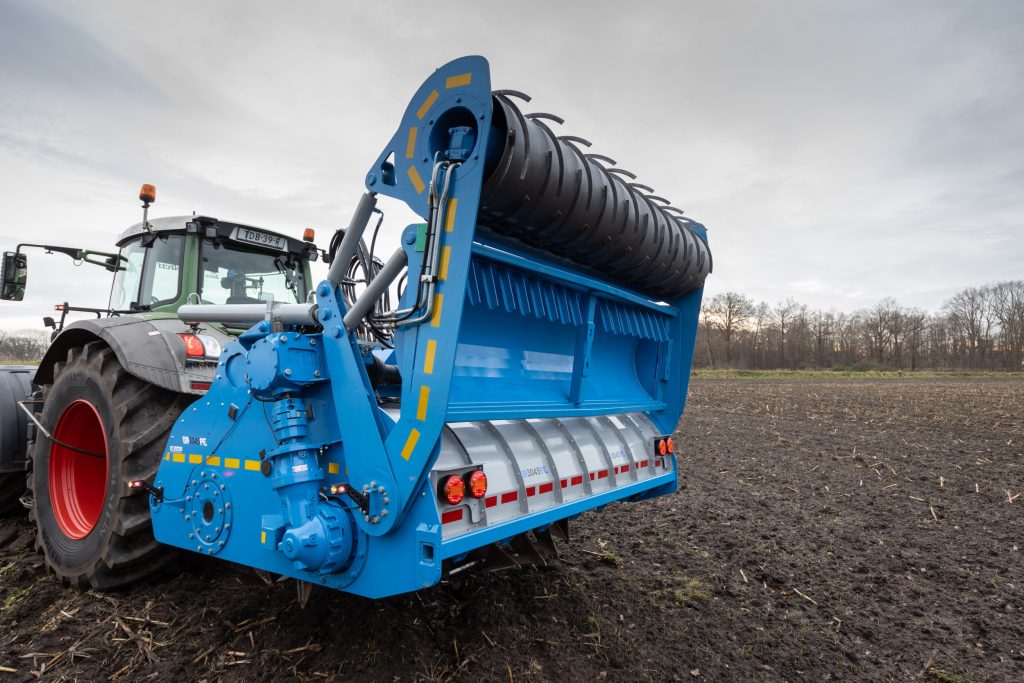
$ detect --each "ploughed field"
[0,377,1021,681]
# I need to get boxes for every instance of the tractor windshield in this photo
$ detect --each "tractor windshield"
[198,240,306,305]
[109,234,184,311]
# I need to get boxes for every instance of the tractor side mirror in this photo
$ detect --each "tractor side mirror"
[0,251,27,301]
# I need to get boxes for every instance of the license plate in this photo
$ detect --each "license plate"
[231,227,287,251]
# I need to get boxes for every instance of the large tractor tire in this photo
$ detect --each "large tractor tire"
[29,342,192,589]
[0,366,34,515]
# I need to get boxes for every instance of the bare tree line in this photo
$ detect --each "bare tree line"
[0,329,48,363]
[695,281,1024,371]
[3,281,1023,372]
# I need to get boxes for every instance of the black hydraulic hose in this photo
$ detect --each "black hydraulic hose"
[17,400,105,459]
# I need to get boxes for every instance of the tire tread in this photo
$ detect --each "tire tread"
[30,341,191,590]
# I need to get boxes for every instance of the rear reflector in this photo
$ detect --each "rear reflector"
[441,508,463,524]
[190,381,212,392]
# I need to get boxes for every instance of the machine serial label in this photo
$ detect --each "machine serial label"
[169,445,183,453]
[521,465,550,479]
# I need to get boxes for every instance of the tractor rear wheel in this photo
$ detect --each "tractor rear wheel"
[29,341,191,589]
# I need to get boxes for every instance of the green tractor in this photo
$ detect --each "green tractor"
[0,184,320,587]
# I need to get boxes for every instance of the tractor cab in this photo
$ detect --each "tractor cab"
[108,215,318,324]
[0,185,323,397]
[0,184,320,337]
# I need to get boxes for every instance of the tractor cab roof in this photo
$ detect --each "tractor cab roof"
[117,215,317,260]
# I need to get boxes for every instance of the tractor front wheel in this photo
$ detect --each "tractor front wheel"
[30,342,191,589]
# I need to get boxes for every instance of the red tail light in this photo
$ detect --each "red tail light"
[177,333,205,357]
[658,438,667,455]
[666,437,675,453]
[441,475,465,505]
[467,469,487,498]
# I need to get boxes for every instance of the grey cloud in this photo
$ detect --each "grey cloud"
[0,0,164,103]
[0,0,1021,330]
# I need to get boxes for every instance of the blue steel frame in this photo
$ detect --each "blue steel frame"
[150,56,707,599]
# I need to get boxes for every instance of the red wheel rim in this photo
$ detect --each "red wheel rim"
[48,400,108,539]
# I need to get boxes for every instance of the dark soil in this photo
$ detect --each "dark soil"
[0,378,1021,681]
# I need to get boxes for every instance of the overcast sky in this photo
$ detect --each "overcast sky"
[0,0,1021,330]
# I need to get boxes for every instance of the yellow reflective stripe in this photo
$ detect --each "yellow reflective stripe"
[172,453,185,463]
[260,531,267,544]
[417,385,430,421]
[423,339,437,375]
[407,165,426,194]
[164,453,170,461]
[224,458,241,469]
[405,127,417,159]
[445,73,472,89]
[189,454,203,464]
[401,428,420,460]
[430,294,443,327]
[439,246,451,281]
[328,462,339,475]
[244,460,261,471]
[445,198,458,232]
[206,456,220,467]
[416,90,438,120]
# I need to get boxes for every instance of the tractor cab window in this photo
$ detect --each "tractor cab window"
[109,234,184,311]
[199,241,305,305]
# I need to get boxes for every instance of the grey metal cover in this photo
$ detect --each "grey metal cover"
[432,412,666,538]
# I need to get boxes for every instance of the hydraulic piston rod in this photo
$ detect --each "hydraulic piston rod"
[342,247,408,333]
[327,192,378,285]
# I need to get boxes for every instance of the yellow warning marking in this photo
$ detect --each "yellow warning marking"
[328,462,339,475]
[445,73,472,89]
[172,453,185,463]
[417,385,430,421]
[244,460,261,472]
[430,294,444,327]
[416,89,438,120]
[407,165,426,194]
[260,531,266,544]
[164,453,170,461]
[405,127,417,159]
[423,339,437,375]
[444,198,458,232]
[224,457,241,469]
[439,246,452,281]
[401,428,421,461]
[206,456,221,467]
[189,454,203,464]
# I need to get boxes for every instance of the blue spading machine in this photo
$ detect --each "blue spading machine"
[153,56,712,599]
